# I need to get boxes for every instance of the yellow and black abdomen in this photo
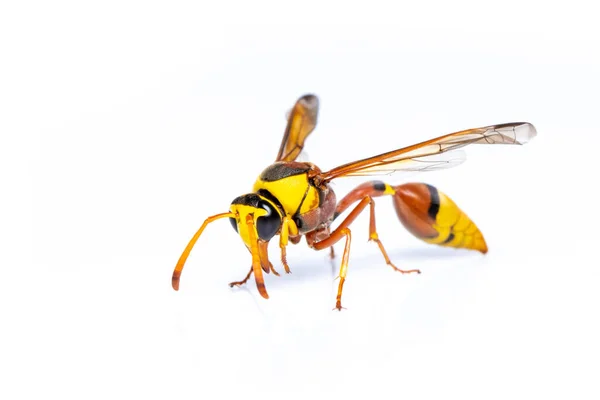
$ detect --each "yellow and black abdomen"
[392,183,488,253]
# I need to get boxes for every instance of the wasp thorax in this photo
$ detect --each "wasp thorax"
[229,193,283,242]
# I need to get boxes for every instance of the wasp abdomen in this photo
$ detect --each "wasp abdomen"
[392,183,488,253]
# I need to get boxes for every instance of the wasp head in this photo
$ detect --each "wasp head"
[229,193,283,246]
[227,193,284,299]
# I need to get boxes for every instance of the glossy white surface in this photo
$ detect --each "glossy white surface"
[2,2,599,398]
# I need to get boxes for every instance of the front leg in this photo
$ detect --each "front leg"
[279,215,299,274]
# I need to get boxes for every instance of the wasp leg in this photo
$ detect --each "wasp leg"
[329,246,335,260]
[246,215,269,299]
[229,266,253,287]
[280,246,290,274]
[368,197,421,274]
[311,228,351,311]
[334,182,420,274]
[257,239,276,276]
[309,196,372,310]
[250,241,278,275]
[334,229,351,311]
[269,263,280,276]
[279,216,299,274]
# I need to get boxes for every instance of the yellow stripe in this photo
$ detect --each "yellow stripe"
[254,175,308,215]
[253,174,320,216]
[422,190,487,253]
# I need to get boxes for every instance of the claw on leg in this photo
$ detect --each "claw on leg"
[280,246,291,274]
[333,276,347,311]
[311,197,372,311]
[279,215,297,274]
[368,199,421,274]
[369,234,421,274]
[333,229,352,311]
[269,262,281,276]
[229,266,253,288]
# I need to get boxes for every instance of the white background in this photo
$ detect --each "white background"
[2,1,599,399]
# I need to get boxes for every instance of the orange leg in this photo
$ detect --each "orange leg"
[311,193,421,309]
[368,198,421,275]
[334,229,351,311]
[335,182,421,274]
[280,247,291,274]
[246,215,269,299]
[310,227,351,311]
[229,266,253,287]
[278,216,297,274]
[270,265,281,276]
[308,197,367,310]
[306,196,373,311]
[230,259,278,287]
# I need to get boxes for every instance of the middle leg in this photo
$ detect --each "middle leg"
[308,197,372,310]
[309,195,417,310]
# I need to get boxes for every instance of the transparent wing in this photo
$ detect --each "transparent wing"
[319,122,536,182]
[341,150,467,176]
[276,94,319,162]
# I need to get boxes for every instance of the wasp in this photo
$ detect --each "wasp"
[171,94,536,310]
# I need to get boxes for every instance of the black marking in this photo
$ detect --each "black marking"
[230,192,283,241]
[256,202,281,241]
[373,181,386,192]
[231,193,263,207]
[443,232,455,244]
[292,214,303,230]
[256,189,285,215]
[259,162,310,182]
[426,184,440,220]
[333,211,340,220]
[229,217,238,232]
[294,184,311,216]
[316,184,326,207]
[231,192,283,219]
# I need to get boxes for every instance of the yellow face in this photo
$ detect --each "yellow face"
[228,194,283,248]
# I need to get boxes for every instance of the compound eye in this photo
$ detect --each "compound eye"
[256,201,281,241]
[229,217,238,233]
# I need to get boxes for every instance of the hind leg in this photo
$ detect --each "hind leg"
[334,181,421,274]
[367,194,421,274]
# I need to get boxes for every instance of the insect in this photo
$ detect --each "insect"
[171,94,536,310]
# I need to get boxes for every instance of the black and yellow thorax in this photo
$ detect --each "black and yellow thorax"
[253,161,336,233]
